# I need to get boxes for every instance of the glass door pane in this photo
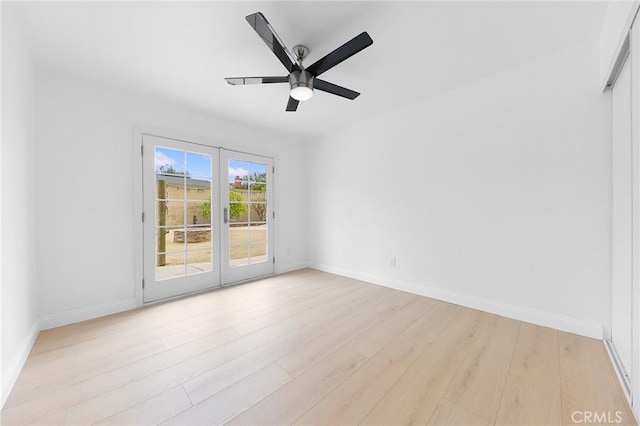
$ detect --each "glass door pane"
[221,150,274,284]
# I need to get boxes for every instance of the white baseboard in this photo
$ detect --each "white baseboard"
[1,321,39,408]
[40,298,137,330]
[309,263,603,339]
[276,261,310,275]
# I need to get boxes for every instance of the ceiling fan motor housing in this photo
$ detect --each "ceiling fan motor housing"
[289,70,314,101]
[289,70,314,91]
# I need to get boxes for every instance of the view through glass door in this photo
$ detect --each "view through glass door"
[221,150,274,284]
[142,135,275,302]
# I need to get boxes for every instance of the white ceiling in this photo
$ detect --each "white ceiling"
[8,1,609,138]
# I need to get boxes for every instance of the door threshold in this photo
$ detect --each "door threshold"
[142,272,276,307]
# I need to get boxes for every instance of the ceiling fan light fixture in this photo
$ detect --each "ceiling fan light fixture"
[291,86,314,101]
[289,70,314,101]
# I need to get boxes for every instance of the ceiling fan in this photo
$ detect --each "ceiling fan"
[225,12,373,112]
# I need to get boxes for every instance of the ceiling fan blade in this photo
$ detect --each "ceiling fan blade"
[286,96,299,112]
[314,79,360,100]
[225,76,289,85]
[306,32,373,77]
[246,12,299,73]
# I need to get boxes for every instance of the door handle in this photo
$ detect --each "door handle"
[224,207,228,224]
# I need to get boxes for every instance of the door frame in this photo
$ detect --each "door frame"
[132,126,277,307]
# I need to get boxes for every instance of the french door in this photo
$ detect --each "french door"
[142,134,274,302]
[221,150,274,284]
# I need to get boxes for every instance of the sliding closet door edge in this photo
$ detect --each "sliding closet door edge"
[631,20,640,419]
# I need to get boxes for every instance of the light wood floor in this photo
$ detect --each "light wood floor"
[1,269,635,426]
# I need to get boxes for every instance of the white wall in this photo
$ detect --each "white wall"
[1,9,39,405]
[308,40,610,338]
[35,71,307,327]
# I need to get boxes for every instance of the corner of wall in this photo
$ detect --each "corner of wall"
[1,5,42,406]
[0,321,38,407]
[276,261,310,275]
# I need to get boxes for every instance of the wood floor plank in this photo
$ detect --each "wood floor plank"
[23,332,164,382]
[161,279,382,350]
[294,306,444,425]
[24,409,67,426]
[28,273,322,362]
[93,385,192,426]
[559,332,609,367]
[182,286,398,405]
[1,269,634,426]
[400,302,460,345]
[7,279,380,420]
[560,356,635,425]
[229,346,367,426]
[346,296,436,357]
[427,400,490,426]
[494,374,562,425]
[151,273,350,336]
[64,362,204,424]
[162,363,291,426]
[442,315,521,422]
[360,308,487,426]
[158,278,353,350]
[276,291,415,377]
[20,352,77,382]
[231,279,366,335]
[508,322,560,390]
[0,327,241,425]
[5,339,167,407]
[30,269,323,355]
[294,334,424,425]
[19,275,314,389]
[558,331,636,425]
[9,283,391,425]
[28,271,342,363]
